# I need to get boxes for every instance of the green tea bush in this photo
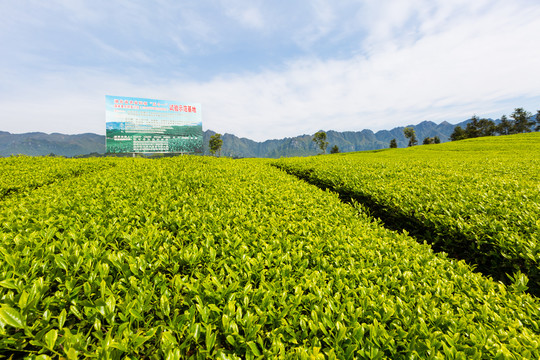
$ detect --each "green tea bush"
[0,156,117,199]
[274,133,540,292]
[0,155,539,358]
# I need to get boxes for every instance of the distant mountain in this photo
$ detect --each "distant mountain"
[0,131,105,157]
[203,120,471,158]
[1,119,470,158]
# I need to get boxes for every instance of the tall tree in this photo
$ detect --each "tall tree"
[403,127,417,147]
[423,137,434,145]
[209,133,223,156]
[535,110,540,132]
[464,116,482,138]
[511,108,534,133]
[496,115,514,135]
[477,118,496,137]
[450,126,467,141]
[312,131,329,154]
[464,115,495,138]
[389,138,398,148]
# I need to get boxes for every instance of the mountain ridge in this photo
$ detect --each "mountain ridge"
[1,120,470,158]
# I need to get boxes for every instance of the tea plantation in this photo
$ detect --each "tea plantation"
[275,133,540,293]
[0,134,539,358]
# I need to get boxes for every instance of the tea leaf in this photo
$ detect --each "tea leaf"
[0,306,24,329]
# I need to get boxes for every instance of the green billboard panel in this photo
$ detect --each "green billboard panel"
[106,95,202,154]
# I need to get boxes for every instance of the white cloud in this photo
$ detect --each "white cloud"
[224,5,265,30]
[292,0,337,48]
[171,0,540,140]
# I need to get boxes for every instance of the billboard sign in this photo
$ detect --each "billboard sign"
[106,95,202,154]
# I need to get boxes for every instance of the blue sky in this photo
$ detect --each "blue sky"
[1,0,539,141]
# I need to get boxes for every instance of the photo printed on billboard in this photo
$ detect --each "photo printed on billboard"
[106,95,202,154]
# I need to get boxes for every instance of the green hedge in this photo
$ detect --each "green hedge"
[274,133,540,293]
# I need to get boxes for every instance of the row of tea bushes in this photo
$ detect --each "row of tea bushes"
[274,133,540,292]
[0,156,117,199]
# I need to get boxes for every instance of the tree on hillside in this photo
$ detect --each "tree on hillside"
[536,110,540,131]
[330,145,339,154]
[403,127,417,147]
[464,116,496,138]
[511,108,534,133]
[464,116,481,138]
[477,118,496,137]
[450,126,467,141]
[312,131,329,154]
[496,115,514,135]
[389,138,398,148]
[209,133,223,156]
[422,136,440,145]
